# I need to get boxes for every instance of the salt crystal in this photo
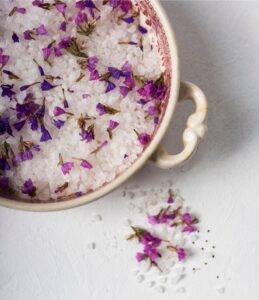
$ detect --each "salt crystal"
[155,286,166,293]
[217,287,225,294]
[176,287,186,293]
[87,242,96,250]
[171,274,183,285]
[92,214,102,222]
[136,274,145,283]
[146,281,155,287]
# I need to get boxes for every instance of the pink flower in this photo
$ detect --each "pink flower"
[182,225,195,233]
[80,160,93,169]
[108,120,119,130]
[59,21,67,32]
[182,213,192,224]
[177,248,186,261]
[16,7,26,14]
[36,24,48,36]
[138,133,151,146]
[61,162,74,175]
[140,232,161,248]
[42,47,52,60]
[53,106,65,116]
[75,12,88,25]
[144,246,160,261]
[136,252,146,262]
[55,3,66,14]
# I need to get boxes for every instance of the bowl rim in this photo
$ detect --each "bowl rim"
[0,0,180,211]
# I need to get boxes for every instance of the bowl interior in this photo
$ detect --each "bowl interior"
[0,0,177,210]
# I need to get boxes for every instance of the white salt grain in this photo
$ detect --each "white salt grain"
[136,274,145,283]
[155,286,166,293]
[217,287,225,294]
[176,287,186,293]
[87,242,96,250]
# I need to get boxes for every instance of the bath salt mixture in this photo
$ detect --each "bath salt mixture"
[121,180,221,293]
[0,0,167,201]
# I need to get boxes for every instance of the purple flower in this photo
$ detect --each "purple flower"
[32,0,44,6]
[80,160,93,169]
[55,3,66,13]
[75,191,82,197]
[21,179,36,197]
[87,56,98,71]
[140,232,161,248]
[138,133,151,146]
[23,30,34,40]
[0,177,9,191]
[63,99,69,108]
[0,158,10,171]
[144,246,160,261]
[122,16,134,24]
[14,150,33,164]
[108,120,119,130]
[0,117,13,136]
[38,65,45,76]
[89,70,100,80]
[96,103,106,116]
[119,86,129,98]
[105,81,116,93]
[177,248,186,261]
[123,76,135,88]
[36,24,48,35]
[137,82,154,98]
[53,106,65,117]
[40,125,52,142]
[1,84,16,98]
[79,128,95,143]
[61,162,74,175]
[28,116,38,131]
[138,25,148,34]
[0,50,10,66]
[136,252,146,262]
[182,225,196,233]
[121,61,132,73]
[41,80,56,91]
[148,106,158,116]
[75,11,88,25]
[76,0,96,10]
[59,21,67,32]
[108,67,122,79]
[16,7,26,14]
[53,119,65,129]
[13,120,26,131]
[58,36,73,49]
[182,213,192,224]
[12,32,19,43]
[167,194,174,204]
[42,47,52,60]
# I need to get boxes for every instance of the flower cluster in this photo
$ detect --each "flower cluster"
[58,153,93,175]
[128,190,199,269]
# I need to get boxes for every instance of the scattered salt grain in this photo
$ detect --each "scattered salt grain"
[176,287,186,293]
[136,274,145,283]
[155,286,166,293]
[87,242,96,250]
[217,287,225,294]
[92,214,102,222]
[146,281,155,287]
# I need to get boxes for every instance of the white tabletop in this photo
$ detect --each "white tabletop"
[1,1,259,299]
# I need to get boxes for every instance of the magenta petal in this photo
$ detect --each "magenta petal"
[119,86,129,98]
[136,252,146,262]
[80,160,93,169]
[61,162,74,175]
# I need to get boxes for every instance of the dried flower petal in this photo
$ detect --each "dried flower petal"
[80,159,93,169]
[36,24,48,35]
[61,162,74,174]
[21,179,36,197]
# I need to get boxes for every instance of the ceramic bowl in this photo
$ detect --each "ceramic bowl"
[0,0,208,211]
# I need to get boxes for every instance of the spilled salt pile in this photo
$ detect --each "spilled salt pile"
[0,0,167,201]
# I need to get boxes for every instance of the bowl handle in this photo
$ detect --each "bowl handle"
[151,81,208,169]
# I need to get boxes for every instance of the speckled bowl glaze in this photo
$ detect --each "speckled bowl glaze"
[0,0,207,211]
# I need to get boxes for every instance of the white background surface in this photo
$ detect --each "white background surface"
[1,1,259,299]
